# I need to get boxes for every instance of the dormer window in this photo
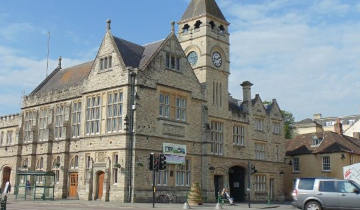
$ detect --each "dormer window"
[182,24,190,34]
[165,52,180,71]
[194,20,202,30]
[209,21,215,30]
[311,136,323,147]
[100,56,112,71]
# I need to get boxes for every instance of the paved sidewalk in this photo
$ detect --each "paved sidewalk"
[5,198,296,210]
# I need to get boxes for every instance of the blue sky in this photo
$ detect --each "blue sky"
[0,0,360,121]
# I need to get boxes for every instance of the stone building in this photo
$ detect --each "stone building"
[0,0,287,202]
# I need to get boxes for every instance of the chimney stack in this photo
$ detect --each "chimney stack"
[313,113,322,120]
[241,81,253,103]
[334,118,343,135]
[241,81,253,114]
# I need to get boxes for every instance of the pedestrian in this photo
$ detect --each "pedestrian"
[6,182,11,194]
[221,187,234,205]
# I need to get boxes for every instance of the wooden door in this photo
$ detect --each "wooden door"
[1,167,11,191]
[69,173,78,198]
[97,172,105,200]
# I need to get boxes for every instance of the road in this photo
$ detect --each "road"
[5,199,297,210]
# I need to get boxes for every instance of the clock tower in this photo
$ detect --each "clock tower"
[178,0,230,116]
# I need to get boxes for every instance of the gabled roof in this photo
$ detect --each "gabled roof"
[286,131,360,156]
[181,0,227,23]
[31,61,93,95]
[30,35,165,96]
[113,36,164,69]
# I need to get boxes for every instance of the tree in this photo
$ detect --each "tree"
[263,101,295,139]
[281,110,295,139]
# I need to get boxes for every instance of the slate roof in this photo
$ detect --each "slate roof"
[181,0,227,22]
[113,36,164,69]
[31,35,165,96]
[286,131,360,156]
[31,61,93,95]
[228,97,243,115]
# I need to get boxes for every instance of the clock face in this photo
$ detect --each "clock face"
[212,52,222,67]
[187,51,198,66]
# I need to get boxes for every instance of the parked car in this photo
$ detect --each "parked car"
[292,177,360,210]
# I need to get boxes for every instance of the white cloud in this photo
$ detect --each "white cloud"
[0,45,86,115]
[223,0,360,120]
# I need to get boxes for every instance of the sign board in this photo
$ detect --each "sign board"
[163,143,186,157]
[165,154,185,164]
[343,163,360,185]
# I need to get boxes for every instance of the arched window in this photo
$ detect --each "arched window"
[71,155,79,169]
[52,156,60,183]
[219,25,225,34]
[182,24,190,33]
[194,20,202,29]
[209,21,216,30]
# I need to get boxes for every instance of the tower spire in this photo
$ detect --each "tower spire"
[180,0,227,23]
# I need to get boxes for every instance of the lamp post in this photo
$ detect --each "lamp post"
[126,68,137,203]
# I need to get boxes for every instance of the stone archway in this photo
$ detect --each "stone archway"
[95,171,105,200]
[228,166,246,202]
[1,166,11,192]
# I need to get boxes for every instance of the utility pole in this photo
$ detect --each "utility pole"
[46,31,50,77]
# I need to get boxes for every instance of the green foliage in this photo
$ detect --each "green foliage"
[263,101,295,139]
[282,110,295,139]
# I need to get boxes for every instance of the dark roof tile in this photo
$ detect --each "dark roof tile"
[181,0,227,22]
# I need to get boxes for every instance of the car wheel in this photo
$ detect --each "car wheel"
[305,201,322,210]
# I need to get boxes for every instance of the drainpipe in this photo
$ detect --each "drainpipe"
[126,67,137,202]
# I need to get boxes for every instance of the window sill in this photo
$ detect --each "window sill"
[292,171,300,174]
[98,68,113,74]
[322,170,331,173]
[158,117,188,125]
[233,144,245,148]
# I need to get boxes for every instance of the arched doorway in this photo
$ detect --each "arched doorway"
[95,171,105,200]
[228,166,246,202]
[1,167,11,192]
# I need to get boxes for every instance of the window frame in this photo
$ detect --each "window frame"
[86,95,101,135]
[106,91,123,133]
[255,118,264,131]
[71,101,82,138]
[233,125,245,146]
[210,121,224,156]
[254,175,266,192]
[165,52,181,71]
[293,157,300,172]
[54,105,65,140]
[322,156,331,171]
[99,56,112,71]
[255,143,265,160]
[175,160,191,187]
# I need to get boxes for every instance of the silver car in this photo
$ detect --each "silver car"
[292,178,360,210]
